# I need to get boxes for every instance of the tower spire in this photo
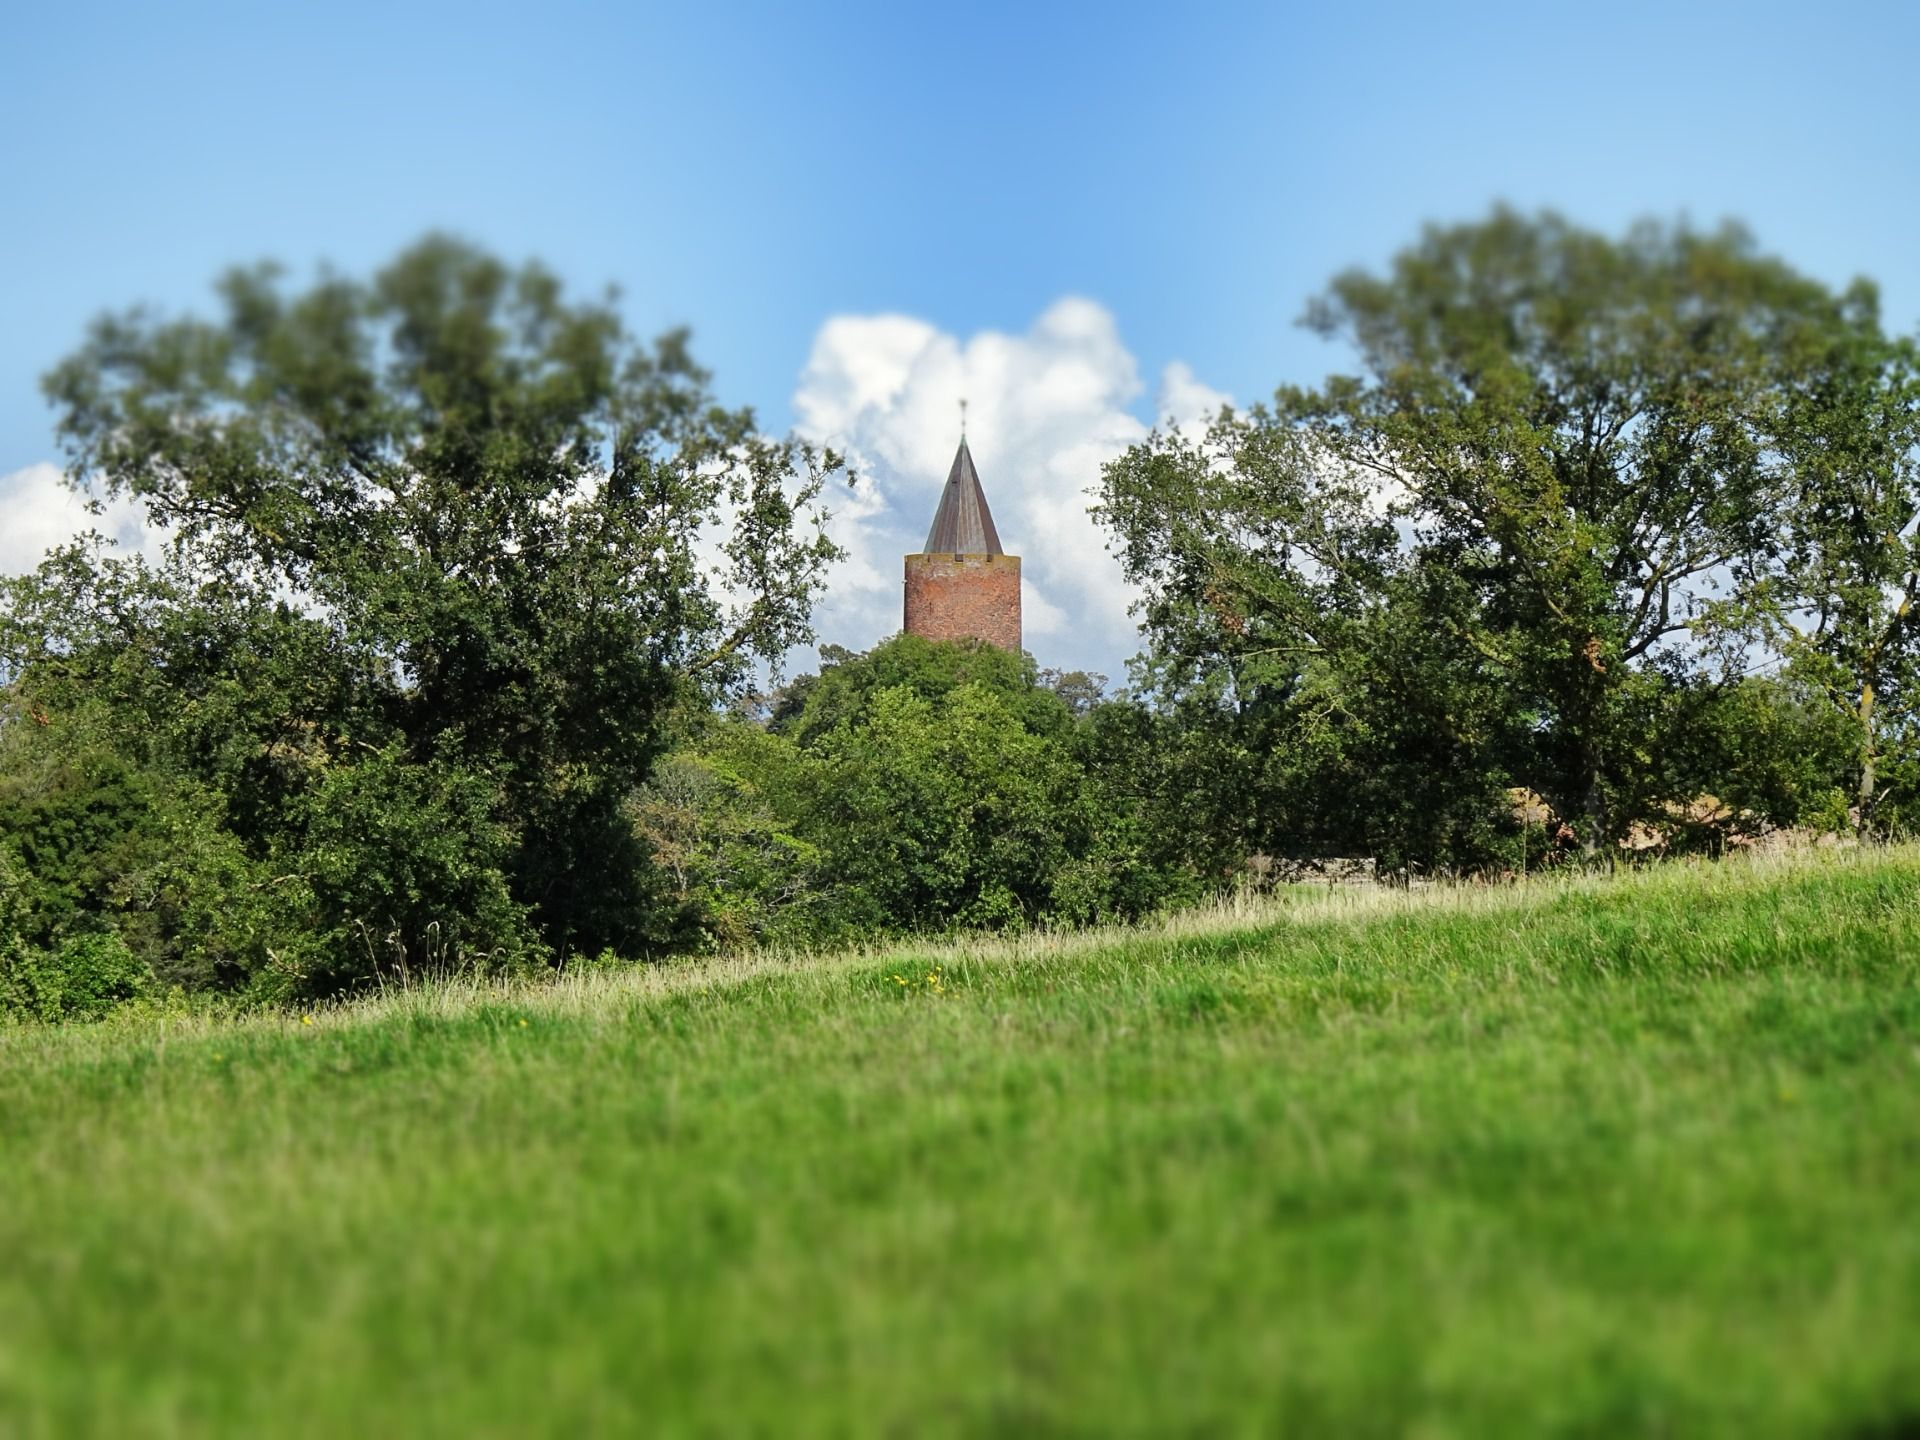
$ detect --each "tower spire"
[922,433,1003,555]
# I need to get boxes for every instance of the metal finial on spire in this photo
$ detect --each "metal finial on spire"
[959,396,968,439]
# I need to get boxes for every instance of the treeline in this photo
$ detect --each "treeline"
[3,212,1917,1017]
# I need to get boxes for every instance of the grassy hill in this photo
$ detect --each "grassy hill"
[4,850,1919,1437]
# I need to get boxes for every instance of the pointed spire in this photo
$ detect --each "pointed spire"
[923,436,1004,555]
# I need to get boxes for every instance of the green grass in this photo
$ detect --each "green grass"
[4,851,1920,1438]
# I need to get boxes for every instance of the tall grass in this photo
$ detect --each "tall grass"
[3,848,1918,1437]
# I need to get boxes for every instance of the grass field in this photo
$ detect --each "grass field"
[3,850,1919,1437]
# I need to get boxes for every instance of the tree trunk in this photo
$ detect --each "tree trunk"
[1857,682,1877,840]
[1581,749,1608,868]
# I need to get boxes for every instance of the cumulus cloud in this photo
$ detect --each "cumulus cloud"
[0,463,153,575]
[792,300,1228,679]
[1156,360,1233,433]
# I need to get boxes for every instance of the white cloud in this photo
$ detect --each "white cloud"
[1156,360,1232,433]
[793,300,1229,680]
[0,463,153,575]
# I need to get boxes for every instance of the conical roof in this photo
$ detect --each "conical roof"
[922,437,1004,555]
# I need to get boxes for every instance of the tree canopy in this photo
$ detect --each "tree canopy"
[1099,210,1901,861]
[3,237,842,994]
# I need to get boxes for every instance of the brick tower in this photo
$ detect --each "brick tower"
[903,435,1021,651]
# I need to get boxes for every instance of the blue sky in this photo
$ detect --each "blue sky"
[5,0,1918,673]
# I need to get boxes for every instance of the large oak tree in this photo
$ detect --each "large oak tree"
[6,238,842,982]
[1102,210,1864,857]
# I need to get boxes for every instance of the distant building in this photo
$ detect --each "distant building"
[902,436,1021,651]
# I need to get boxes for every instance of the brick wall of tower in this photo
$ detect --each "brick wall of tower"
[903,553,1022,651]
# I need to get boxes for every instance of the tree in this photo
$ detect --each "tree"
[1751,315,1920,834]
[769,633,1070,744]
[1098,396,1521,872]
[7,236,843,984]
[807,684,1085,930]
[1102,210,1858,859]
[1037,667,1110,717]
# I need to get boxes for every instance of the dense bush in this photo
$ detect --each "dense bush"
[630,637,1196,949]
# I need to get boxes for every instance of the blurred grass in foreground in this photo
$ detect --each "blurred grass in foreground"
[3,850,1919,1437]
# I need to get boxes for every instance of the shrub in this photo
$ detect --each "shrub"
[1,926,151,1024]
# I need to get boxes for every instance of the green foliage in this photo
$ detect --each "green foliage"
[0,704,299,996]
[809,682,1084,929]
[1,835,158,1024]
[1746,315,1920,833]
[1,928,150,1024]
[1099,208,1894,870]
[626,741,826,951]
[2,236,844,999]
[771,632,1071,743]
[638,636,1189,946]
[1651,675,1859,841]
[288,746,542,993]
